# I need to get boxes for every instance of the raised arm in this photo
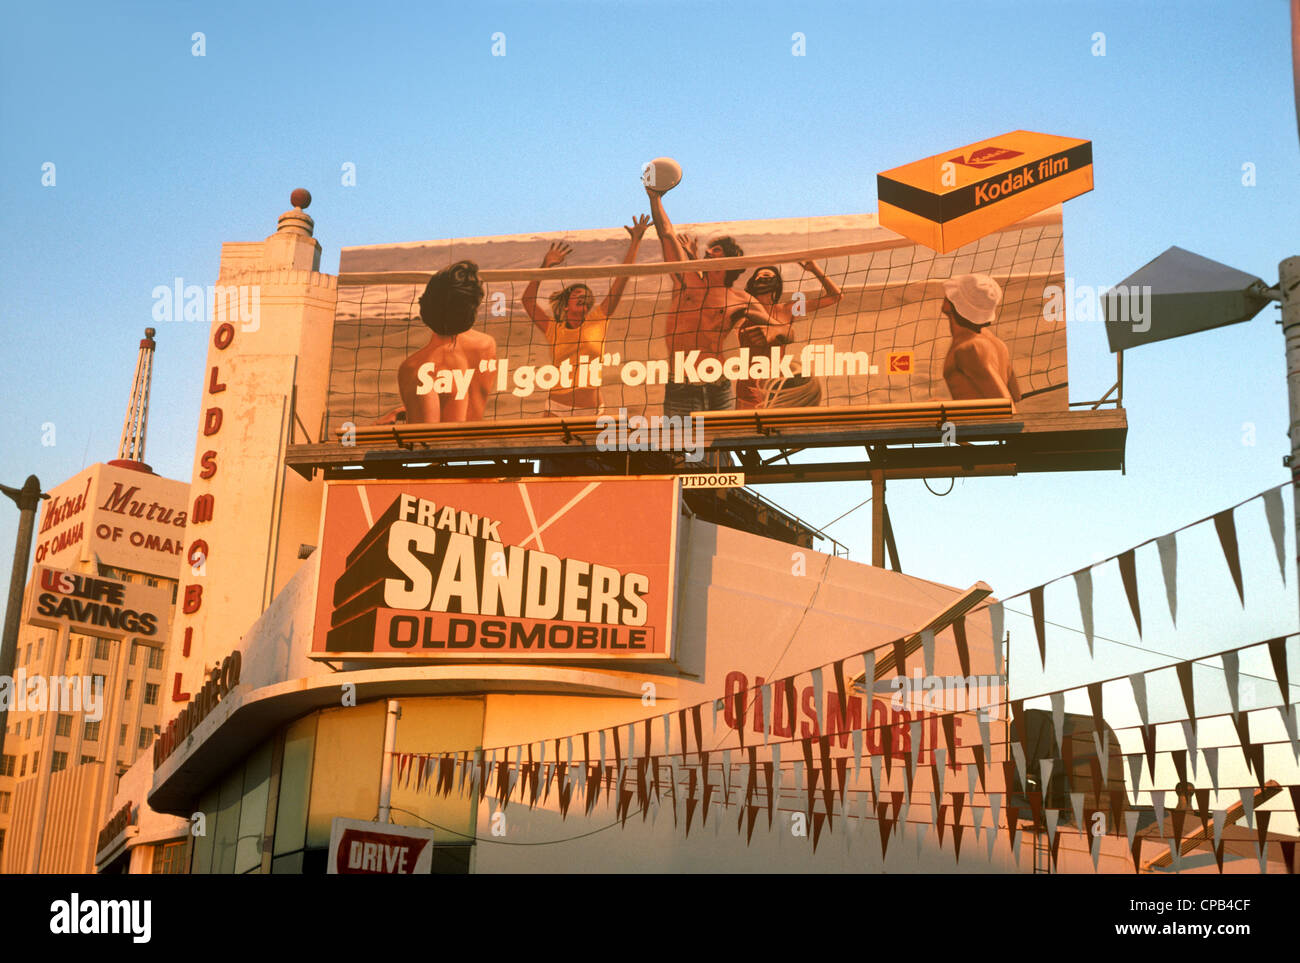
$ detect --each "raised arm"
[601,214,650,317]
[522,242,570,331]
[646,186,701,290]
[800,260,842,314]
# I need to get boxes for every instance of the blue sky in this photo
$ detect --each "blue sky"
[2,0,1296,697]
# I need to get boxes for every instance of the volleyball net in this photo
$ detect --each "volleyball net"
[325,210,1068,432]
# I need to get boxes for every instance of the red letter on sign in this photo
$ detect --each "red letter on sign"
[183,584,202,614]
[182,626,193,657]
[208,366,227,394]
[199,450,217,480]
[203,408,223,436]
[172,673,191,703]
[213,323,235,349]
[192,494,215,523]
[188,539,209,568]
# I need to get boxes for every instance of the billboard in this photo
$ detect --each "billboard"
[327,818,436,874]
[311,477,680,661]
[35,463,188,576]
[26,565,172,642]
[321,203,1068,452]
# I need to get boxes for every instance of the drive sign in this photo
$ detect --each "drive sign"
[327,818,437,874]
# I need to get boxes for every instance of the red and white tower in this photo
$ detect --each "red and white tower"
[111,327,156,472]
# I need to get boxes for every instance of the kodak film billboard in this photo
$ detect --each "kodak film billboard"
[311,477,680,661]
[323,199,1070,450]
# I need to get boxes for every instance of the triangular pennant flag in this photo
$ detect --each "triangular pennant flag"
[1090,832,1102,871]
[869,754,881,803]
[1125,810,1139,850]
[1155,532,1177,625]
[1244,742,1266,787]
[1222,650,1241,720]
[1044,808,1059,844]
[1092,729,1110,775]
[1030,586,1047,668]
[852,728,863,780]
[922,629,935,677]
[1074,569,1095,657]
[1005,804,1020,849]
[811,667,824,733]
[971,744,987,793]
[811,810,826,851]
[1040,759,1054,797]
[1117,550,1142,636]
[877,802,894,860]
[1087,682,1103,727]
[988,792,1002,834]
[1279,704,1300,765]
[1071,792,1085,831]
[931,749,945,799]
[1212,509,1245,605]
[1130,674,1150,727]
[1202,746,1219,791]
[1011,827,1023,865]
[892,637,907,677]
[989,602,1004,676]
[1181,720,1199,778]
[1127,752,1143,796]
[1212,809,1226,850]
[1151,790,1166,838]
[833,659,848,720]
[1175,661,1197,729]
[1050,692,1065,754]
[1268,637,1291,706]
[1011,743,1027,785]
[1130,833,1143,874]
[1140,724,1157,781]
[966,761,978,801]
[1238,787,1255,829]
[1262,487,1285,584]
[953,617,971,678]
[941,714,956,760]
[861,650,876,721]
[1284,841,1298,875]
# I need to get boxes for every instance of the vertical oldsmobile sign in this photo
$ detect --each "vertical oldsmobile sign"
[311,477,680,661]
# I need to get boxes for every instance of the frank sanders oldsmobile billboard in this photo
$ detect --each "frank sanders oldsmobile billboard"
[311,477,679,661]
[323,202,1068,441]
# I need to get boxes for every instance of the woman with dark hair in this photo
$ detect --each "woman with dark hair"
[735,260,842,409]
[520,214,649,413]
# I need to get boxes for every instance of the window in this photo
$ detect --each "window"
[80,755,96,765]
[19,757,26,778]
[119,724,128,746]
[0,791,9,814]
[124,680,134,700]
[152,840,188,875]
[23,644,31,663]
[0,755,14,776]
[36,638,42,659]
[94,639,111,660]
[75,639,82,659]
[31,752,38,770]
[130,644,139,666]
[92,674,105,692]
[37,715,44,736]
[148,648,163,670]
[138,728,152,750]
[83,721,100,742]
[0,829,6,858]
[144,683,159,706]
[24,718,31,739]
[51,751,67,773]
[55,714,72,737]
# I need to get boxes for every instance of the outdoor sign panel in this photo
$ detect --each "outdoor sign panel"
[327,818,437,874]
[25,565,172,642]
[311,476,680,661]
[320,205,1070,458]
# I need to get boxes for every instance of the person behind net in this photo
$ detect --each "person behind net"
[396,260,499,424]
[734,262,842,409]
[644,180,769,417]
[520,215,650,415]
[940,273,1022,403]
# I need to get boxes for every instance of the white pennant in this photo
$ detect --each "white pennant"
[972,804,985,834]
[1212,810,1226,849]
[862,651,876,721]
[930,792,940,829]
[1127,752,1143,795]
[1222,650,1241,720]
[989,603,1005,675]
[566,737,573,766]
[1256,840,1269,874]
[1090,832,1102,871]
[853,729,863,779]
[989,792,1002,832]
[1050,692,1065,753]
[1012,827,1023,864]
[760,686,770,745]
[1045,808,1059,844]
[1156,532,1178,625]
[1202,747,1219,791]
[1151,790,1166,838]
[986,822,997,861]
[811,667,824,732]
[909,720,923,796]
[794,761,803,794]
[978,713,992,763]
[1130,674,1150,726]
[1263,487,1286,584]
[1125,810,1140,849]
[966,761,978,800]
[661,715,670,756]
[922,629,935,677]
[1071,792,1086,832]
[915,822,928,860]
[1181,720,1199,777]
[1040,758,1054,795]
[1011,743,1027,783]
[599,730,606,771]
[1238,787,1255,828]
[1279,704,1300,764]
[1074,569,1095,657]
[627,724,636,765]
[934,749,946,798]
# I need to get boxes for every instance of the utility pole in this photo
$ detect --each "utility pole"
[0,475,47,763]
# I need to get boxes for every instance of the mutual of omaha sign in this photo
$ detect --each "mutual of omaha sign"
[311,477,680,661]
[26,566,172,641]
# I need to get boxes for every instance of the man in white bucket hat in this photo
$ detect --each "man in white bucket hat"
[940,273,1022,403]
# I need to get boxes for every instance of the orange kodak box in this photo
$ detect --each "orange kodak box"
[877,130,1092,253]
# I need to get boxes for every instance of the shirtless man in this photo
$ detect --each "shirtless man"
[644,182,768,416]
[940,273,1022,403]
[397,260,498,423]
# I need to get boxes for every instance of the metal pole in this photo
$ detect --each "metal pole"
[1280,256,1300,627]
[870,469,885,568]
[377,699,401,823]
[0,475,45,765]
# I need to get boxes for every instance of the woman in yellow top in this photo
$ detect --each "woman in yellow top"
[521,214,649,414]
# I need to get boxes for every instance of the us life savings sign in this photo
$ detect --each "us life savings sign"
[328,818,437,874]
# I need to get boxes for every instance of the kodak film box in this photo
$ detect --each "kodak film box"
[877,130,1093,253]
